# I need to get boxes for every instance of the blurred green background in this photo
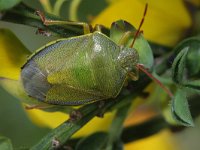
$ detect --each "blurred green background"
[1,0,200,149]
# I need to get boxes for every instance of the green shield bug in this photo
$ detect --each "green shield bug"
[21,4,173,106]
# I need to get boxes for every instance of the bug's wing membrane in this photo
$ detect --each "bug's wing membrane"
[45,84,105,105]
[21,60,51,101]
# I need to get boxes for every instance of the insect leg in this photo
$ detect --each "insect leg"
[36,28,51,36]
[35,10,92,34]
[118,30,143,46]
[93,24,107,32]
[128,69,139,81]
[136,64,174,98]
[121,64,139,81]
[123,69,139,87]
[25,104,52,109]
[118,31,134,46]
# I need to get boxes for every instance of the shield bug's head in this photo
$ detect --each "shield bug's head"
[118,46,139,73]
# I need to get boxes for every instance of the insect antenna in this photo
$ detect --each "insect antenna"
[136,64,174,98]
[130,3,148,48]
[130,4,174,98]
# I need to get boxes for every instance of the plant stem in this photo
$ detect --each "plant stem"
[2,2,111,38]
[31,101,115,150]
[1,3,85,37]
[31,89,149,150]
[106,102,131,150]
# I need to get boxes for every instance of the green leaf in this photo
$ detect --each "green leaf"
[75,132,108,150]
[110,20,153,68]
[186,40,200,76]
[110,20,135,43]
[134,33,154,69]
[0,136,13,150]
[172,47,189,84]
[184,80,200,93]
[171,89,194,126]
[0,0,21,11]
[173,36,200,77]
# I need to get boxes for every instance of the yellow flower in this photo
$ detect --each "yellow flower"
[125,129,178,150]
[0,29,30,80]
[0,0,192,149]
[92,0,191,47]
